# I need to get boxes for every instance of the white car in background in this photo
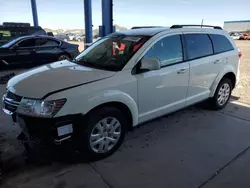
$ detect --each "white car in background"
[2,25,241,160]
[67,34,75,41]
[230,33,241,40]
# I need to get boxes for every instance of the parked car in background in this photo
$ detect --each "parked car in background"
[230,33,240,40]
[74,34,85,42]
[2,25,240,160]
[0,22,47,46]
[67,34,75,41]
[239,34,250,40]
[54,34,69,41]
[0,35,79,70]
[245,35,250,40]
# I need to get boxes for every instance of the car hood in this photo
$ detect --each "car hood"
[7,60,116,99]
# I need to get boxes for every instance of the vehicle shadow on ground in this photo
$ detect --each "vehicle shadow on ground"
[2,100,250,187]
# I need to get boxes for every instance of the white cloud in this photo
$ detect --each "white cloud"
[181,0,190,4]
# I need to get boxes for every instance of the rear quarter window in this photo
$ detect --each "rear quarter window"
[184,34,213,60]
[209,34,234,54]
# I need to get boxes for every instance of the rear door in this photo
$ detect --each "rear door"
[183,33,221,106]
[35,38,61,64]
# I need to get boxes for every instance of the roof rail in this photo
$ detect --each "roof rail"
[170,25,222,30]
[131,26,163,29]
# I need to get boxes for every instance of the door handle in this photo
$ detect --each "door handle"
[177,68,188,74]
[214,59,223,64]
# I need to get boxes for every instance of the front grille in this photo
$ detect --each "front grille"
[6,91,22,102]
[3,90,22,113]
[4,101,18,112]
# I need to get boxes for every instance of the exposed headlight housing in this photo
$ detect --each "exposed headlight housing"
[17,98,66,118]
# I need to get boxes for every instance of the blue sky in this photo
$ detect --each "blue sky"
[1,0,250,29]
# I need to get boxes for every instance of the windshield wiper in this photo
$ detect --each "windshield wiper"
[76,59,97,68]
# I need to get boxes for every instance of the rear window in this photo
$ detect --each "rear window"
[209,34,234,54]
[184,34,213,60]
[37,38,59,46]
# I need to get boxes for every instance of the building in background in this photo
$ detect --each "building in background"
[224,20,250,32]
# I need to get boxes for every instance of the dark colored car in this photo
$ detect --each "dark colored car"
[0,35,79,70]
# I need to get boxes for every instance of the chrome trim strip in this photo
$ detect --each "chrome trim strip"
[2,60,9,65]
[54,136,71,144]
[2,108,13,115]
[4,98,20,106]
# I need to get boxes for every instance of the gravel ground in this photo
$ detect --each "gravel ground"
[232,40,250,104]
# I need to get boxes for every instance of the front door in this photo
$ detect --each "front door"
[15,38,37,68]
[135,34,190,123]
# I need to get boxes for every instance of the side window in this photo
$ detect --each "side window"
[37,38,59,47]
[209,34,234,54]
[184,34,213,60]
[144,35,183,67]
[18,39,36,48]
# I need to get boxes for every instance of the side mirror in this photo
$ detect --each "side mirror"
[140,57,161,71]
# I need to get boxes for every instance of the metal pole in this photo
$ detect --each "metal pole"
[30,0,39,27]
[201,19,204,27]
[102,0,113,36]
[84,0,93,49]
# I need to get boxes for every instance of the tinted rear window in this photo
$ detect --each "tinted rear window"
[184,34,213,60]
[209,34,234,54]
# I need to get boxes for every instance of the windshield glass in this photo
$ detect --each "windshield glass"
[2,38,19,48]
[75,34,149,71]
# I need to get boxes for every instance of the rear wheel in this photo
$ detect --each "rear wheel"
[210,78,232,110]
[78,107,128,161]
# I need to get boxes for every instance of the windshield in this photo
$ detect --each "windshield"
[75,35,149,71]
[2,38,19,48]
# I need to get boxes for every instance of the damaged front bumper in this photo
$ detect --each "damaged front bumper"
[15,113,85,149]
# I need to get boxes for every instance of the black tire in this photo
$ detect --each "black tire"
[78,106,128,161]
[58,54,70,61]
[210,78,232,110]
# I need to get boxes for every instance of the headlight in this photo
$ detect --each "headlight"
[17,98,66,117]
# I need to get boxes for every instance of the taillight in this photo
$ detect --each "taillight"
[238,51,242,58]
[238,48,242,58]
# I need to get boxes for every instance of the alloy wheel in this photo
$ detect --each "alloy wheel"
[90,117,121,153]
[217,83,230,106]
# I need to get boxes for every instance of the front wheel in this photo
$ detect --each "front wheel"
[210,78,232,110]
[78,107,128,161]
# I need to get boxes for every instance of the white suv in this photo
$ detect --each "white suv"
[2,25,240,160]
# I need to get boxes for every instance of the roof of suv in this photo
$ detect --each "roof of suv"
[116,27,169,36]
[115,25,224,36]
